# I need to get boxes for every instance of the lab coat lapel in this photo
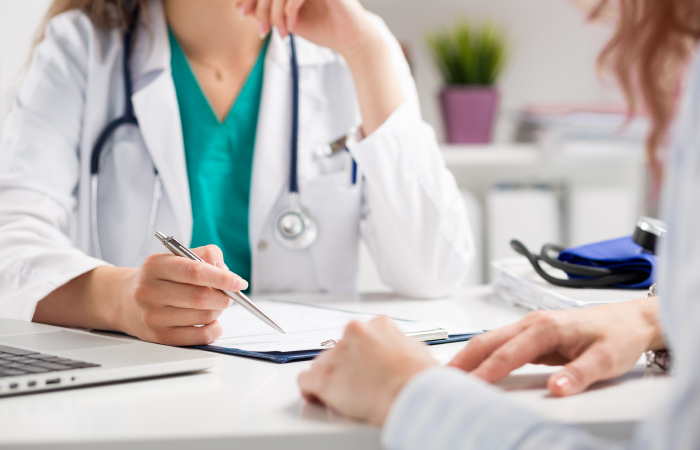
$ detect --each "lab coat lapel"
[249,32,292,248]
[132,76,192,243]
[131,0,192,242]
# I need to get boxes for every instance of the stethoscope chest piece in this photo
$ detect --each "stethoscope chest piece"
[274,193,317,250]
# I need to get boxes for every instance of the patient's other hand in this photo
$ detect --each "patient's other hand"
[449,297,665,396]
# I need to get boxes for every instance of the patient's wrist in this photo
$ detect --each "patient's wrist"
[638,296,666,351]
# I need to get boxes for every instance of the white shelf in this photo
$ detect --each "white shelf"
[440,143,645,168]
[441,144,542,167]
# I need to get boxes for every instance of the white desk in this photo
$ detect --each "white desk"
[0,287,669,449]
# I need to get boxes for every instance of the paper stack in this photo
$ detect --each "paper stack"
[492,257,647,311]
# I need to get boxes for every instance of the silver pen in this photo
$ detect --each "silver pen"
[155,231,285,334]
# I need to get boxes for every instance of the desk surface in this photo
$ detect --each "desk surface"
[0,287,668,449]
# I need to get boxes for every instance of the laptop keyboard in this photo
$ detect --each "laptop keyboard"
[0,344,100,378]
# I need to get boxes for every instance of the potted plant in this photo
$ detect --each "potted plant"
[428,20,507,144]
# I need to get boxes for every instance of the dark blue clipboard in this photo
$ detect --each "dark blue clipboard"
[192,332,482,364]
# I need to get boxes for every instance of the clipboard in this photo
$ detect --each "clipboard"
[193,332,482,364]
[190,300,484,363]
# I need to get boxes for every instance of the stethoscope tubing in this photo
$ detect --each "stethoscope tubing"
[90,7,138,176]
[289,34,300,194]
[510,239,648,288]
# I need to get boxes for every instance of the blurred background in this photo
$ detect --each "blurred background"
[0,0,647,290]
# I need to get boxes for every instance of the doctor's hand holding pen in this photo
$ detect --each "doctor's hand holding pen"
[35,245,245,346]
[298,297,666,424]
[238,0,404,136]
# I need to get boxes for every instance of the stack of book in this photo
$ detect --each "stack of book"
[491,257,646,311]
[514,104,649,159]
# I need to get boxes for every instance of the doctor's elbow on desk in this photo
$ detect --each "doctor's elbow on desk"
[384,250,473,299]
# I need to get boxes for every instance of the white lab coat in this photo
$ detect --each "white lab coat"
[0,0,474,322]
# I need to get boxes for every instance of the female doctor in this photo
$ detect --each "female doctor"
[0,0,473,345]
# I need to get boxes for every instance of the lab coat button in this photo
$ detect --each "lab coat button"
[258,241,268,251]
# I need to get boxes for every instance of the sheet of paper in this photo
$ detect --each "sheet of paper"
[211,300,482,353]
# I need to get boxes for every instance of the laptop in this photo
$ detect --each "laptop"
[0,318,219,396]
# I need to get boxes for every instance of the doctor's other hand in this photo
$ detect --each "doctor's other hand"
[298,317,438,425]
[239,0,403,138]
[122,245,247,346]
[238,0,378,59]
[449,296,665,397]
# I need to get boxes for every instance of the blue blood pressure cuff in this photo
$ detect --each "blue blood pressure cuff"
[558,236,655,289]
[511,236,655,289]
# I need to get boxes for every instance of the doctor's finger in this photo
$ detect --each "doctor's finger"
[154,320,223,346]
[469,324,560,383]
[254,0,273,36]
[191,245,225,266]
[448,321,527,372]
[284,0,305,31]
[238,0,258,17]
[147,281,232,311]
[147,306,224,328]
[270,0,288,37]
[145,254,248,292]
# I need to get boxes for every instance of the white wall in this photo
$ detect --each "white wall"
[0,0,51,132]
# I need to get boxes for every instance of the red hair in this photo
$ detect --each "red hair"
[595,0,700,179]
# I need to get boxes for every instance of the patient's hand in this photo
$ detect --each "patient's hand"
[449,296,665,396]
[298,316,438,425]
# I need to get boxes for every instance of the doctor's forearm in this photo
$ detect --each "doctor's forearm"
[341,30,403,137]
[33,266,135,331]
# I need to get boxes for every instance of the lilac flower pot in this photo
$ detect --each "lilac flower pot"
[440,87,499,144]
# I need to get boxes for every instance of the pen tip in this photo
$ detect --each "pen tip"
[155,231,167,242]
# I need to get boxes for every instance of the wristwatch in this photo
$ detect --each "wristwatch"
[644,283,673,371]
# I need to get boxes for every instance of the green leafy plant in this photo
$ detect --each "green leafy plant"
[427,20,507,86]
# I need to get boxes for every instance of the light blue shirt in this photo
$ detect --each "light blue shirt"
[382,50,700,450]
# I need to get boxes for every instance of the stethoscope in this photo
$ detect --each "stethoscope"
[273,33,321,251]
[91,11,332,263]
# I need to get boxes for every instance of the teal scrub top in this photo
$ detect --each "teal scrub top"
[169,30,269,288]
